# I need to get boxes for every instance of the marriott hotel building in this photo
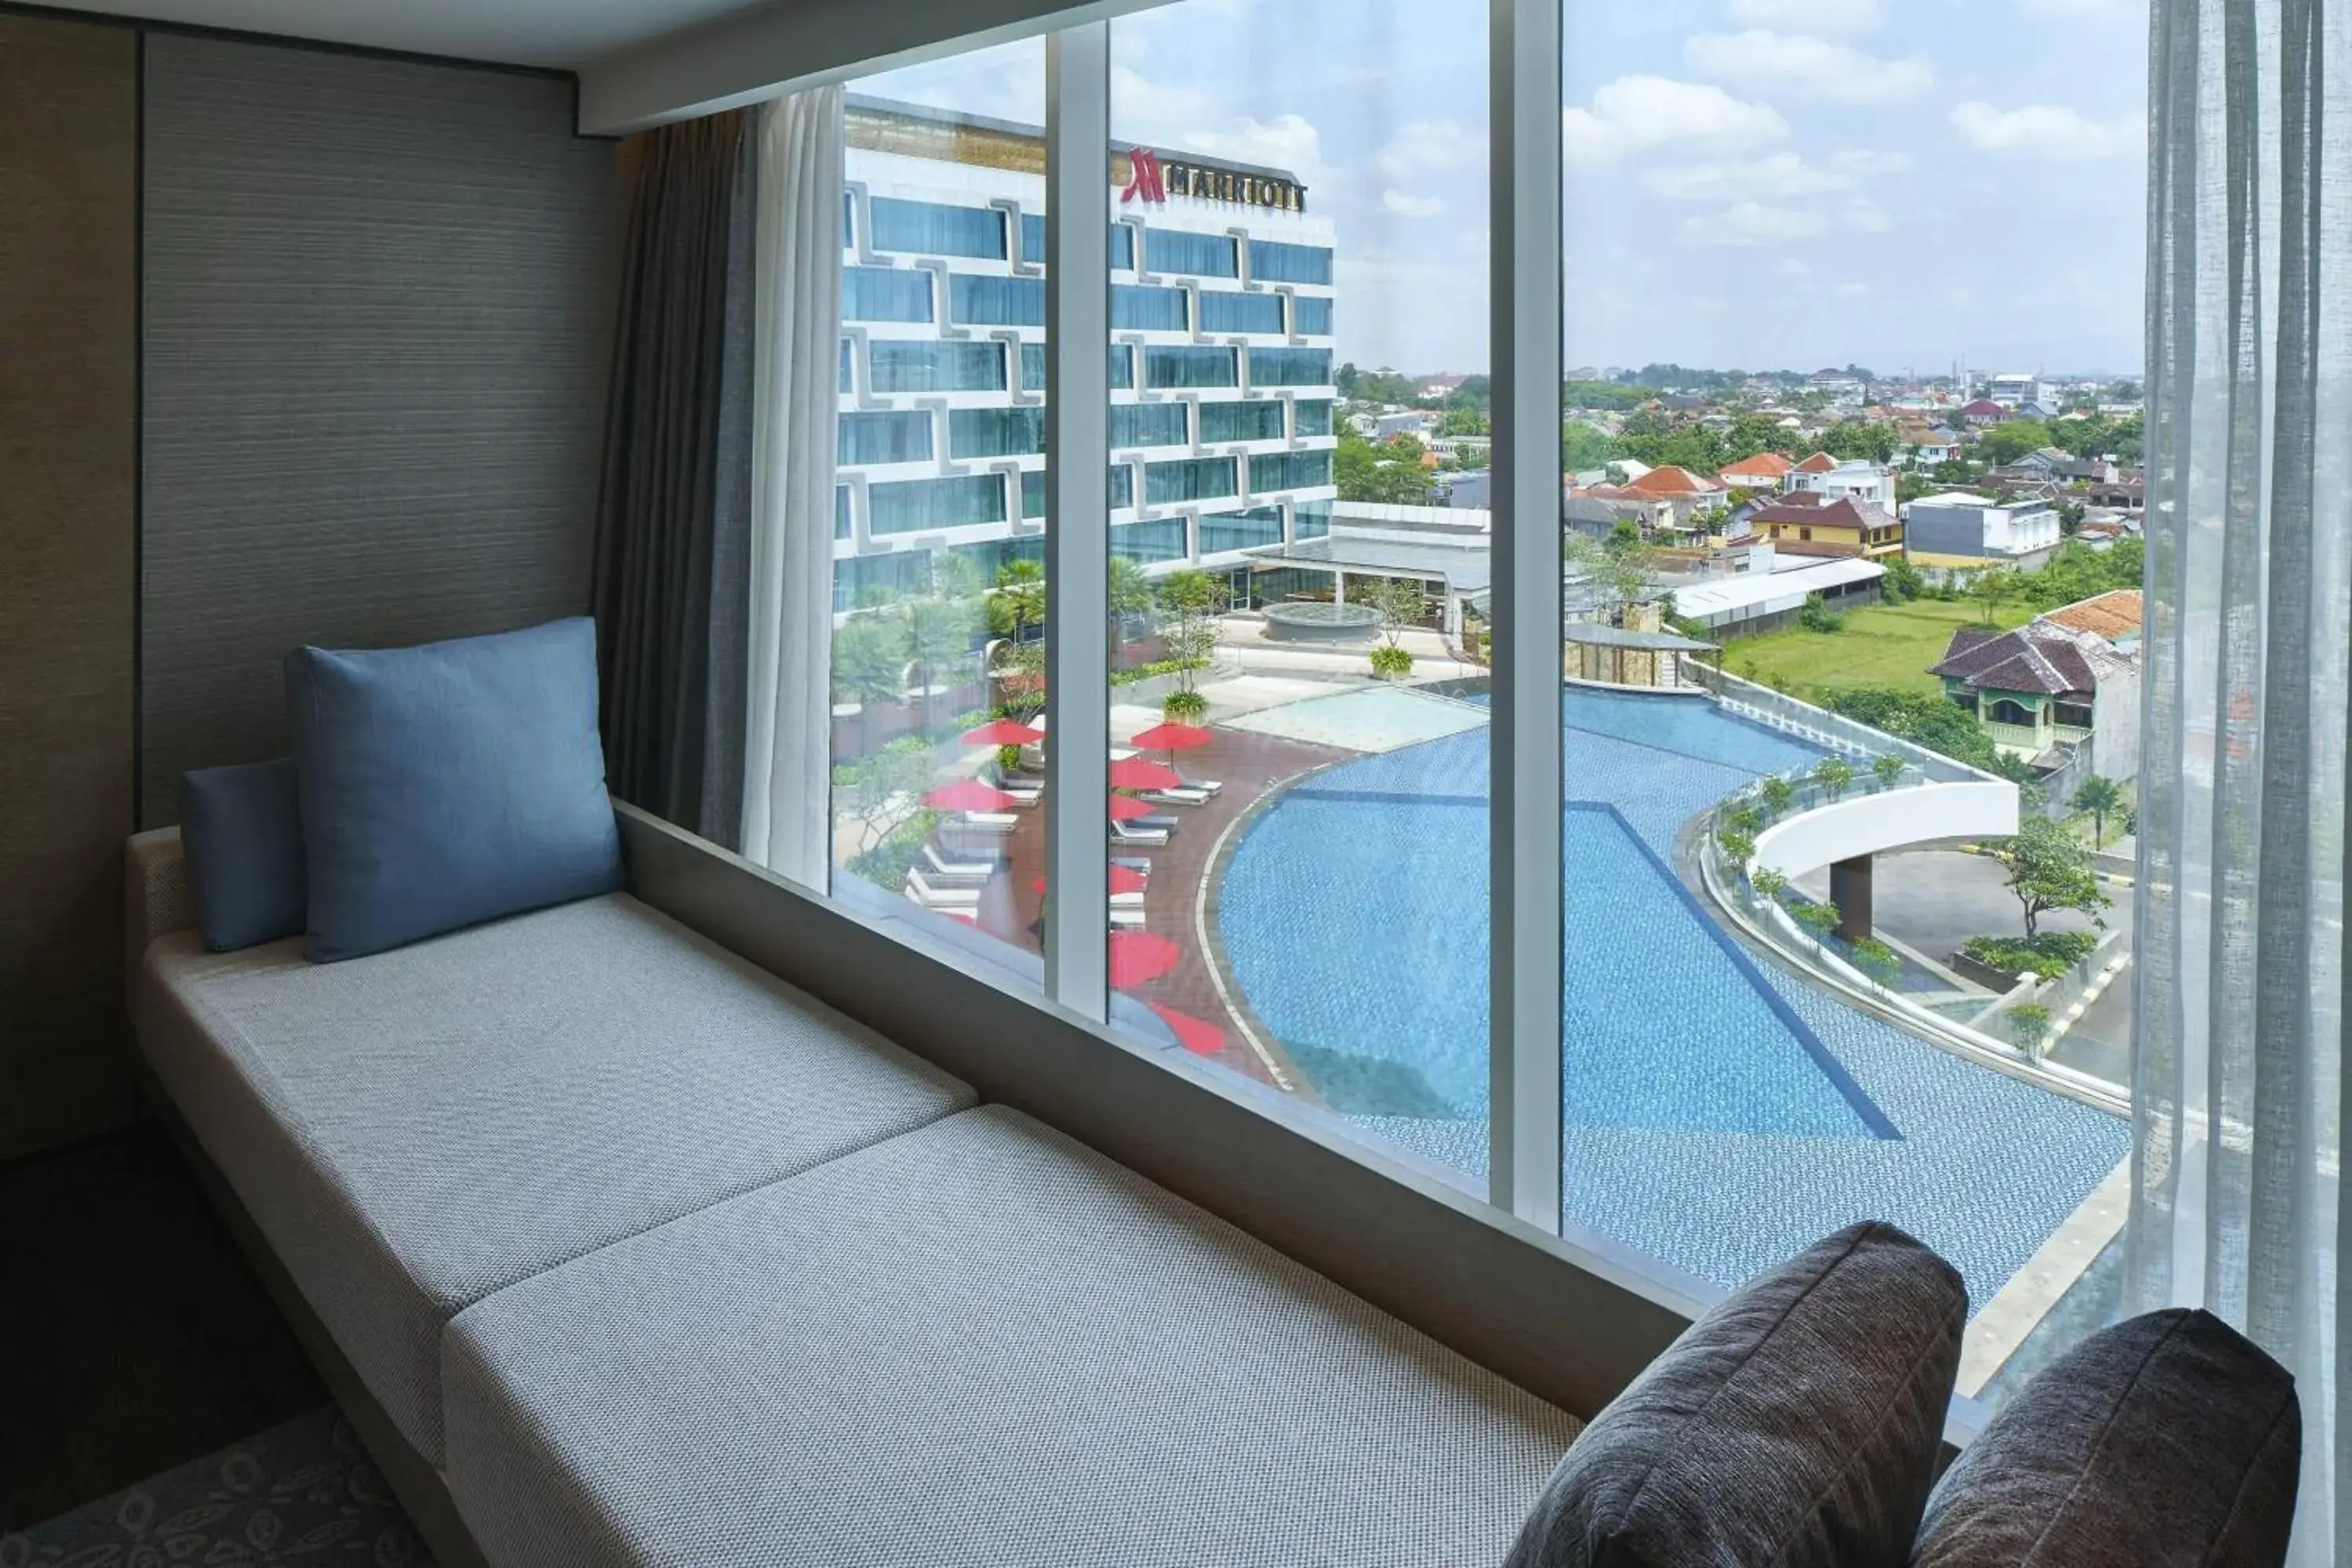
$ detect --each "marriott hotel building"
[834,96,1341,611]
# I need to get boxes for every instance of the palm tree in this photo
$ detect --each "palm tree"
[903,594,978,728]
[989,559,1047,649]
[2071,774,2125,847]
[831,615,907,755]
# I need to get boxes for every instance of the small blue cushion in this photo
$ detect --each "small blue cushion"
[179,759,307,952]
[285,617,624,963]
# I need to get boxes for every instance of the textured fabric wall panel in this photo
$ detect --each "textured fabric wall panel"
[141,38,618,826]
[0,16,139,1158]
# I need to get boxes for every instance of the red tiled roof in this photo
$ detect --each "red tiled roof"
[1961,399,2009,417]
[1621,464,1724,499]
[1719,452,1794,481]
[1795,452,1838,473]
[1750,495,1895,533]
[2038,589,2143,640]
[1931,623,2123,696]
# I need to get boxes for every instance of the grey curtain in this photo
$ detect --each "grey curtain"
[2131,0,2349,1558]
[593,110,757,849]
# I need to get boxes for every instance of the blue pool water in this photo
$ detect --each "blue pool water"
[1214,686,2130,1308]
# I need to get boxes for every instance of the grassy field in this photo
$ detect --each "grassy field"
[1722,598,2034,702]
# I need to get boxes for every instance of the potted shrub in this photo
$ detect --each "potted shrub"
[1162,688,1207,725]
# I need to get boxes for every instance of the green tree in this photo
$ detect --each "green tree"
[1813,755,1857,801]
[903,593,980,725]
[1154,569,1227,697]
[1798,593,1843,633]
[2071,775,2125,847]
[831,737,936,863]
[1976,419,2054,467]
[2009,1002,2053,1058]
[1367,578,1426,681]
[1871,753,1907,789]
[1793,899,1842,949]
[1562,420,1621,473]
[1822,419,1896,464]
[1751,866,1789,906]
[1759,775,1797,820]
[1994,815,2111,938]
[1334,431,1439,505]
[1108,555,1153,643]
[1880,554,1926,602]
[986,558,1046,646]
[830,615,907,750]
[1853,938,1901,995]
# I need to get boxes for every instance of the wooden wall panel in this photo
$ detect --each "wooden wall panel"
[0,16,140,1158]
[140,38,617,825]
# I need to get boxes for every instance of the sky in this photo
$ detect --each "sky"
[861,0,2148,380]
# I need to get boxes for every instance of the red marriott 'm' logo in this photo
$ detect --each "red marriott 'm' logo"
[1122,148,1166,205]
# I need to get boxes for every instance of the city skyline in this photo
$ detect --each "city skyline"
[860,0,2147,379]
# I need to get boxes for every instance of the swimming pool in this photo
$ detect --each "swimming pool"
[1212,685,2129,1309]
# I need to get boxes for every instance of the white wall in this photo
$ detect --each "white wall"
[1753,781,2021,880]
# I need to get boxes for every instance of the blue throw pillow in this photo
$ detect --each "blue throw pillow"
[285,617,624,963]
[179,759,307,952]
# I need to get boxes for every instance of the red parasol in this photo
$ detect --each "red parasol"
[1106,793,1159,823]
[1029,866,1149,897]
[923,779,1019,813]
[960,719,1044,747]
[1108,930,1181,987]
[1145,1001,1228,1056]
[1129,722,1211,753]
[1107,757,1185,791]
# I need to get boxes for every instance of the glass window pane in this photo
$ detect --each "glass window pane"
[828,44,1050,988]
[1248,449,1331,492]
[1112,517,1189,564]
[1105,0,1483,1203]
[1199,289,1286,335]
[1110,223,1136,271]
[1109,463,1135,510]
[1109,343,1134,390]
[1248,347,1332,387]
[840,338,855,393]
[1112,284,1189,332]
[872,339,1007,394]
[867,474,1007,535]
[843,266,935,323]
[1200,399,1287,444]
[1247,238,1333,285]
[949,274,1047,328]
[1199,505,1285,557]
[839,409,934,466]
[1558,0,2147,1414]
[869,195,1007,260]
[1145,456,1238,505]
[1145,227,1240,278]
[949,405,1047,460]
[1146,346,1239,390]
[1112,401,1189,450]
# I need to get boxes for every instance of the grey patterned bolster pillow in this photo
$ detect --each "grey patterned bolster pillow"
[1508,1220,1965,1568]
[1910,1308,2299,1568]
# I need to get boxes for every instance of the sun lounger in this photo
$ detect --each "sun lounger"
[957,811,1020,836]
[922,842,999,882]
[905,869,982,909]
[1110,819,1170,848]
[1143,787,1212,808]
[1110,906,1147,928]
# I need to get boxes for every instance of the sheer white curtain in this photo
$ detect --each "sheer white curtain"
[2131,0,2350,1556]
[741,86,845,887]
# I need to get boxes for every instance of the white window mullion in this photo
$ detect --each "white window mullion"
[1044,23,1112,1023]
[1489,0,1565,1231]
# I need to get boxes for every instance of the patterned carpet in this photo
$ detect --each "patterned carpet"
[0,1406,433,1566]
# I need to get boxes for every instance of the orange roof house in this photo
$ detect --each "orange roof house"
[1794,451,1840,474]
[1620,464,1725,500]
[2038,589,2144,644]
[1719,452,1794,487]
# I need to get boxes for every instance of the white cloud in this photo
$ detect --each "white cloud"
[1727,0,1884,34]
[1563,76,1788,163]
[1178,111,1333,187]
[1374,118,1483,182]
[1646,151,1849,202]
[1684,31,1934,105]
[1684,201,1828,246]
[2014,0,2136,16]
[1380,190,1448,219]
[1827,147,1913,179]
[1838,281,1873,297]
[1951,101,2143,158]
[1776,256,1812,278]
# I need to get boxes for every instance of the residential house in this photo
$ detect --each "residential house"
[1988,372,2056,409]
[1903,491,2063,572]
[1788,456,1898,511]
[1374,410,1434,441]
[1747,493,1904,560]
[1929,593,2143,784]
[2087,472,2145,510]
[1899,426,1964,466]
[1959,397,2013,424]
[1718,451,1795,494]
[1614,463,1730,534]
